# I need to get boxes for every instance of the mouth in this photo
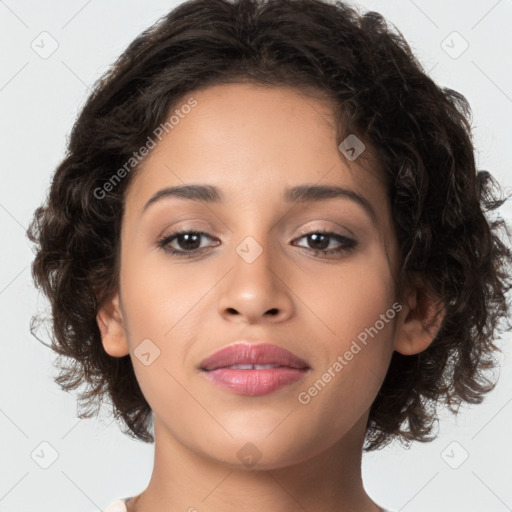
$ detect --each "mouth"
[215,364,289,369]
[199,342,310,396]
[199,342,310,371]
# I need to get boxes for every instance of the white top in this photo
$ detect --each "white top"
[102,499,131,512]
[102,497,396,512]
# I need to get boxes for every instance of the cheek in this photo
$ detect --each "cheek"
[295,306,397,446]
[294,249,397,345]
[292,249,397,407]
[120,244,217,339]
[118,247,219,396]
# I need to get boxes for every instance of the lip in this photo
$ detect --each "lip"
[199,342,310,371]
[199,342,311,396]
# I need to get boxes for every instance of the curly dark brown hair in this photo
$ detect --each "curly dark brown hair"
[27,0,512,451]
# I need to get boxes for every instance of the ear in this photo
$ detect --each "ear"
[394,277,446,356]
[96,293,130,357]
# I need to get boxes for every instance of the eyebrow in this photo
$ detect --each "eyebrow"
[142,183,377,224]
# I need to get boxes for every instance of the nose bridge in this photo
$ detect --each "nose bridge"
[230,204,279,273]
[232,231,279,296]
[217,226,294,323]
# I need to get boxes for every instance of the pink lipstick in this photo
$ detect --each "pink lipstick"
[199,342,310,396]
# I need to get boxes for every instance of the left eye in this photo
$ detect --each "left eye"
[292,231,357,256]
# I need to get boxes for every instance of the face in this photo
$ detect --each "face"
[102,82,410,469]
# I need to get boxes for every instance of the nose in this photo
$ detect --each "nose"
[217,239,294,325]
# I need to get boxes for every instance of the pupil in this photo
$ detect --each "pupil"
[309,233,329,250]
[179,233,200,250]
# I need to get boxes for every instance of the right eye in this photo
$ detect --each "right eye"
[156,230,220,258]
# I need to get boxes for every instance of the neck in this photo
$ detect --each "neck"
[128,413,382,512]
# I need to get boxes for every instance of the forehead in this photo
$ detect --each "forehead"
[126,82,384,208]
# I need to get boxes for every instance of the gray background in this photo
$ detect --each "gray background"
[1,1,511,511]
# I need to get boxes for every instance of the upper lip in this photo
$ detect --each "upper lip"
[199,342,310,371]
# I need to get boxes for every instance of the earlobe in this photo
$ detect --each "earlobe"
[393,280,445,356]
[96,293,130,357]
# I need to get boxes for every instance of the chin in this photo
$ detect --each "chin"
[198,431,317,472]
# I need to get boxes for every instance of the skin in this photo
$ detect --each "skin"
[97,83,444,512]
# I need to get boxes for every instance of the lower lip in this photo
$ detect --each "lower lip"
[201,367,309,396]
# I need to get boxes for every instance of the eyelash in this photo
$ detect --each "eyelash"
[156,228,357,259]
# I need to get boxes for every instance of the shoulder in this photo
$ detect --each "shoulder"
[102,498,129,512]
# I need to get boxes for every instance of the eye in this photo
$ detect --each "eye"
[156,230,219,258]
[156,228,357,259]
[292,229,357,257]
